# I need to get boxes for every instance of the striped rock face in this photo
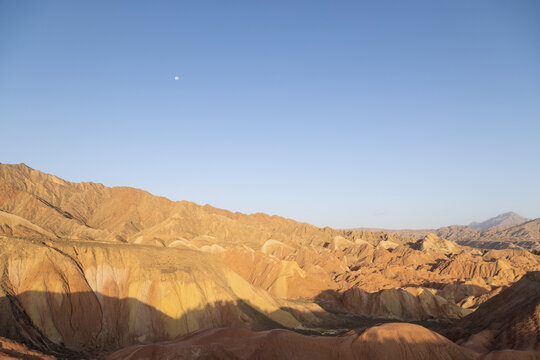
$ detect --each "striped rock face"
[0,238,299,357]
[0,163,539,359]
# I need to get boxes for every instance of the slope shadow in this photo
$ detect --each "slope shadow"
[103,323,478,360]
[0,291,289,359]
[310,289,457,334]
[0,289,478,360]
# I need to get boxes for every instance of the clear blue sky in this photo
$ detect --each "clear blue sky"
[1,0,539,229]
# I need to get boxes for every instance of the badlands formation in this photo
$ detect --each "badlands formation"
[357,212,540,252]
[0,163,539,359]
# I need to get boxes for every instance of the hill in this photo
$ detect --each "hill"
[0,163,539,359]
[0,163,407,248]
[467,218,540,251]
[447,271,540,356]
[469,211,529,232]
[353,213,539,251]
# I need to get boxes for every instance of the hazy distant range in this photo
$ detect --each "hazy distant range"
[353,212,540,251]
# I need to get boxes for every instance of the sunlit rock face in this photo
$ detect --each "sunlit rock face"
[1,163,540,360]
[0,336,55,360]
[0,238,299,356]
[0,163,406,248]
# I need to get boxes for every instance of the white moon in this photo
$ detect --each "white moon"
[174,76,180,80]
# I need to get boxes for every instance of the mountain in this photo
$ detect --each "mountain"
[463,218,540,251]
[0,163,407,248]
[0,163,539,359]
[469,212,529,232]
[104,324,478,360]
[434,219,540,251]
[447,271,540,356]
[354,213,539,251]
[0,237,301,357]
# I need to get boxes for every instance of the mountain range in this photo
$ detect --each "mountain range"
[0,163,539,360]
[469,211,529,232]
[354,212,539,251]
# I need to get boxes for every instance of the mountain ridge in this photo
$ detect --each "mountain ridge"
[1,163,539,359]
[469,211,529,232]
[0,163,409,248]
[353,212,539,251]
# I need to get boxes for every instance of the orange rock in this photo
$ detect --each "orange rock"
[104,323,477,360]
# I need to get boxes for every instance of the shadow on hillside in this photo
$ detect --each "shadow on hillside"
[0,290,308,359]
[311,289,458,333]
[0,289,470,360]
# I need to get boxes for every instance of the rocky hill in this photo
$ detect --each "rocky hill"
[354,213,539,251]
[104,324,478,360]
[0,163,539,359]
[446,271,540,356]
[0,163,407,248]
[470,218,540,250]
[469,211,529,232]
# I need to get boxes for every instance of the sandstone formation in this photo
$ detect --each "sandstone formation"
[0,163,539,359]
[0,163,407,248]
[447,271,540,356]
[317,286,472,321]
[470,219,540,251]
[0,237,299,357]
[354,213,540,251]
[0,337,55,360]
[0,210,56,239]
[104,323,477,360]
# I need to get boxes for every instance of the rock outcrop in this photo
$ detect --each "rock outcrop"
[0,163,408,248]
[0,337,55,360]
[318,286,472,321]
[104,323,477,360]
[353,213,540,251]
[0,237,299,357]
[447,271,540,355]
[1,163,539,359]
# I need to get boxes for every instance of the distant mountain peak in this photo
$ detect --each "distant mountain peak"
[469,212,529,232]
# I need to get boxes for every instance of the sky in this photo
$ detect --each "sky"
[1,0,539,229]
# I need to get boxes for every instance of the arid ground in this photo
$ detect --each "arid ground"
[0,163,539,359]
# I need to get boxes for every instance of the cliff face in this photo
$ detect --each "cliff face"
[447,271,540,354]
[0,237,299,357]
[0,235,497,358]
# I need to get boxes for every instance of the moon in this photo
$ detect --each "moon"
[174,75,180,81]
